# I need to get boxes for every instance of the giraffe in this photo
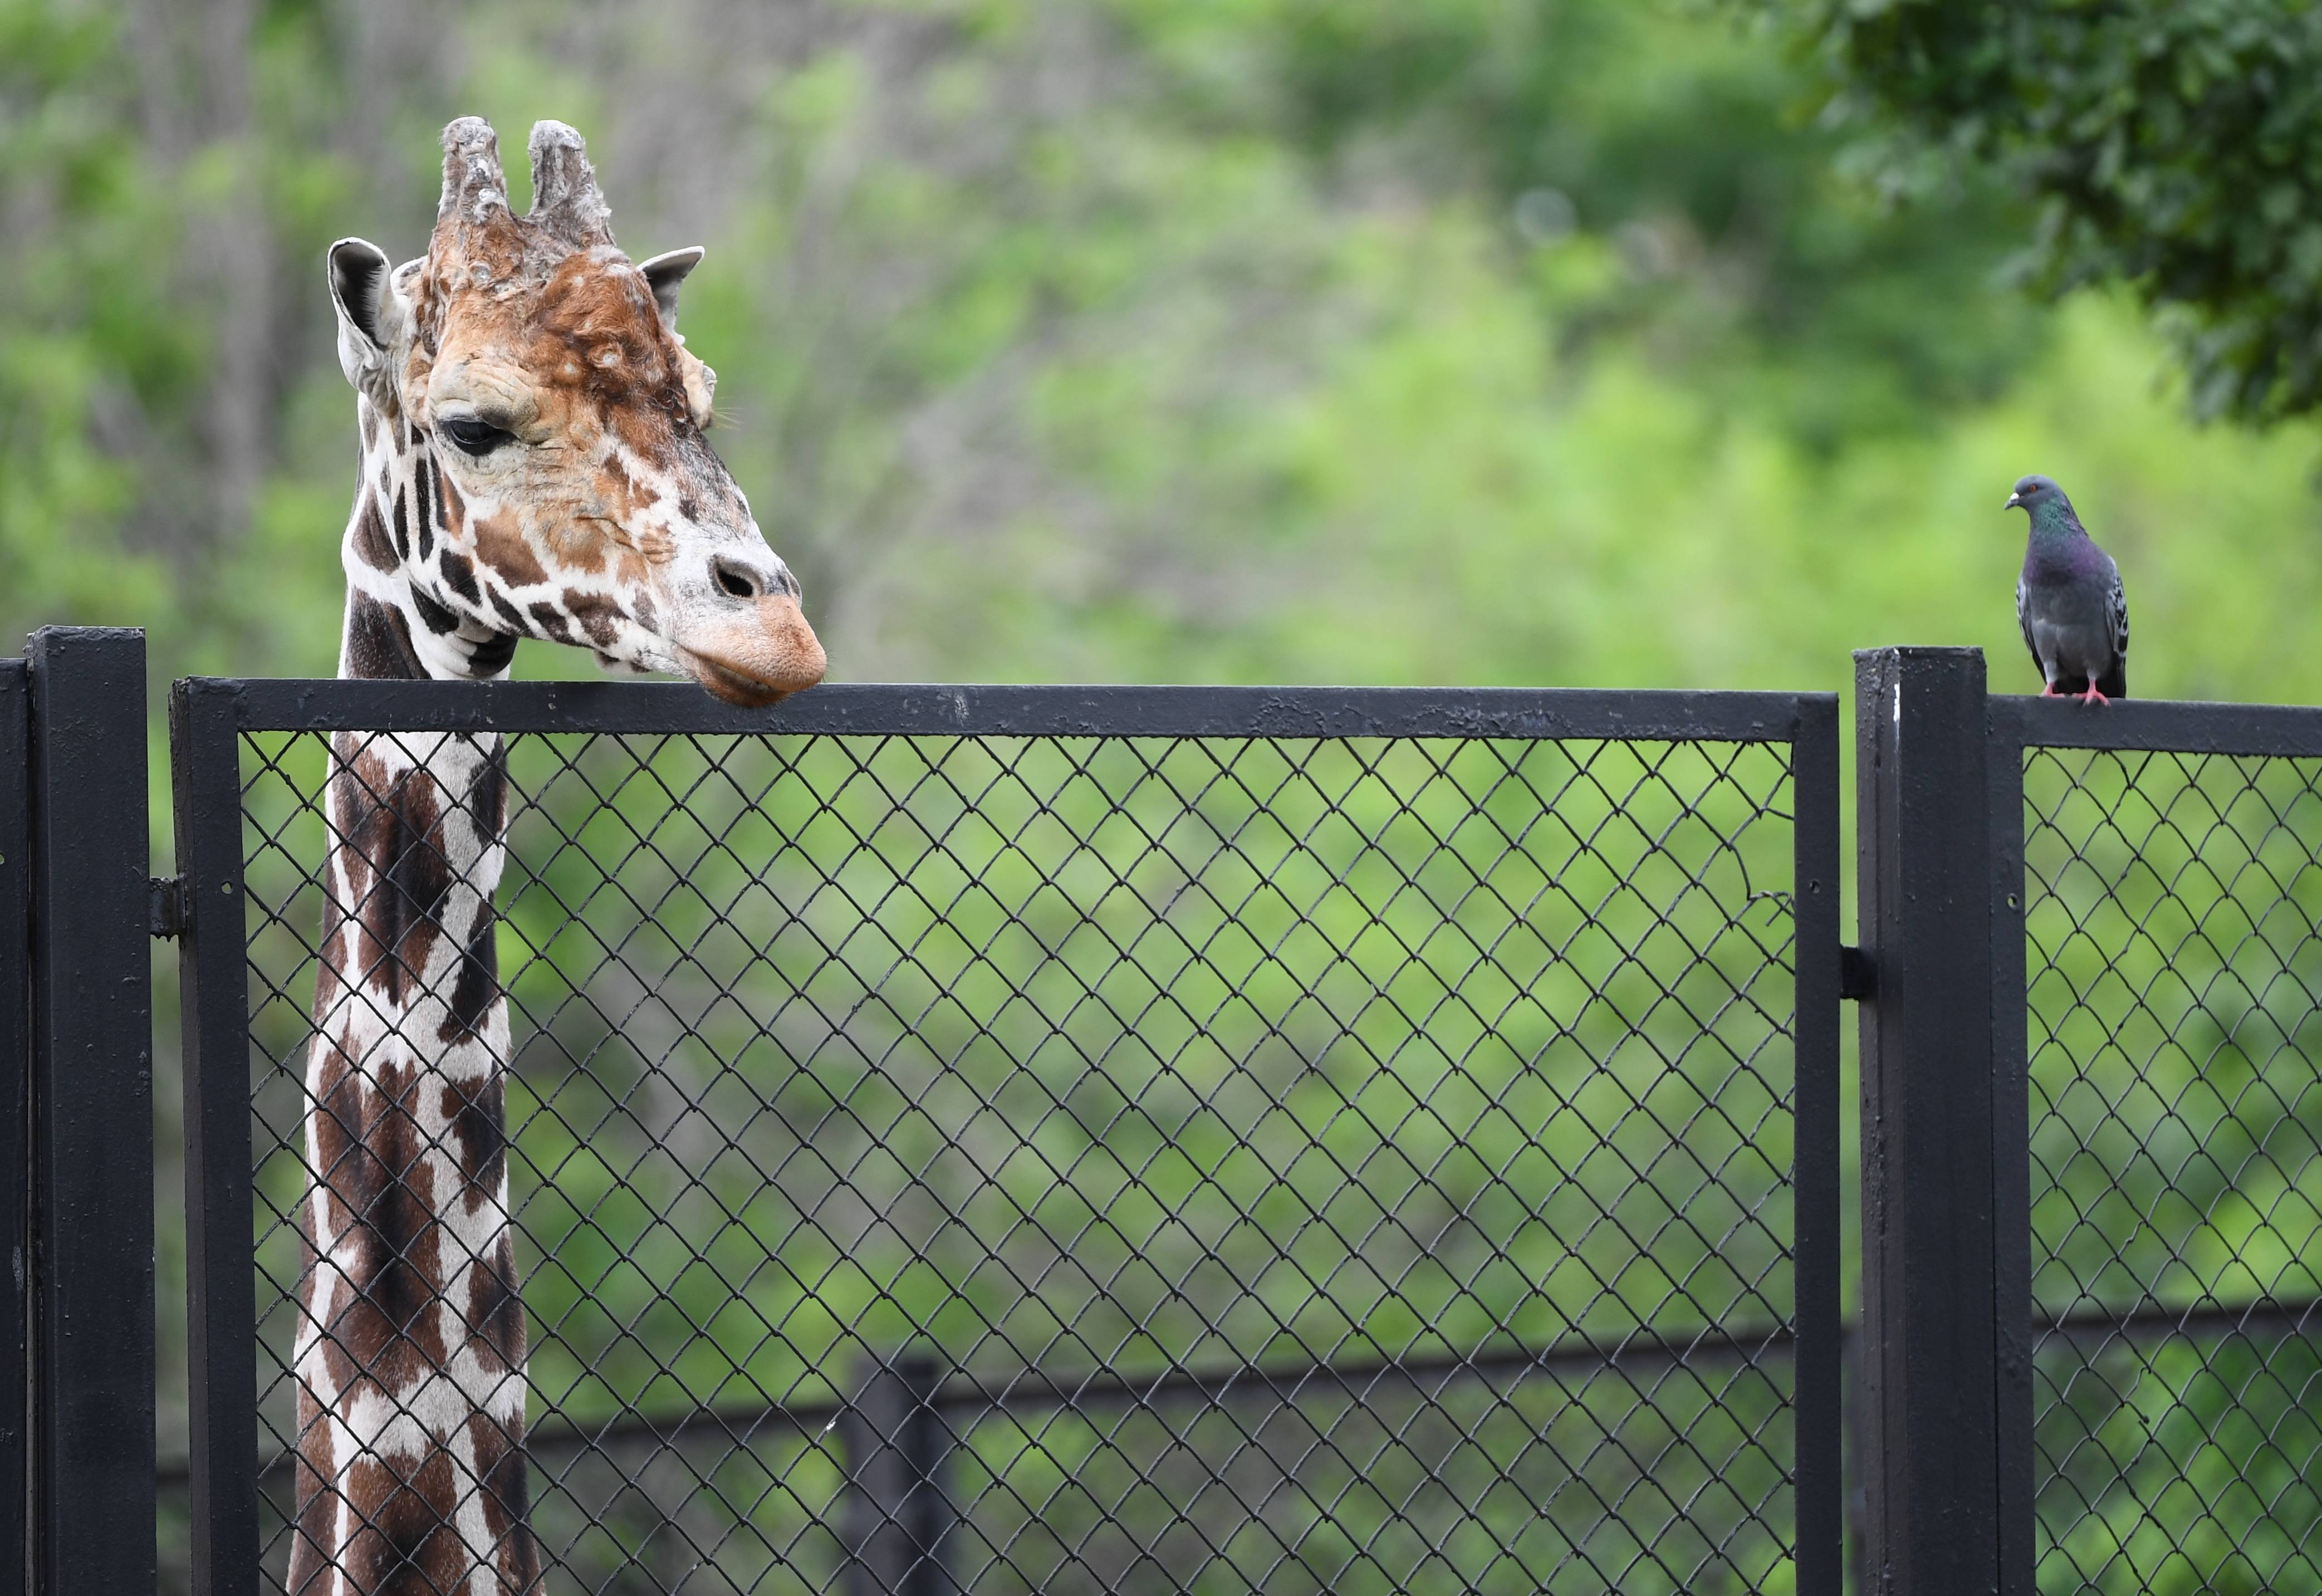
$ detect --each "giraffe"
[292,115,824,1595]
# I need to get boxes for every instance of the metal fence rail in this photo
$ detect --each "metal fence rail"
[169,679,1844,1596]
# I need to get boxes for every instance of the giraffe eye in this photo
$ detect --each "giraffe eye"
[439,417,515,456]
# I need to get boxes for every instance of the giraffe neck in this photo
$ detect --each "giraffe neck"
[288,391,538,1594]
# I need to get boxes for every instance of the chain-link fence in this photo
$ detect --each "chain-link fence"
[182,684,1837,1596]
[2023,744,2322,1595]
[99,654,2322,1596]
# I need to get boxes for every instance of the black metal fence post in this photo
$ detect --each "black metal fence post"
[0,658,29,1591]
[1852,646,2032,1596]
[25,626,154,1595]
[841,1354,957,1596]
[172,677,258,1596]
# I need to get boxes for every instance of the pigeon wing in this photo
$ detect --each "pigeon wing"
[2099,562,2129,698]
[2016,574,2046,684]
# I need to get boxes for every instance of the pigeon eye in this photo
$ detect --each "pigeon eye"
[439,417,515,456]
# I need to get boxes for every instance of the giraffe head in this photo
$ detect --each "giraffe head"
[326,116,824,704]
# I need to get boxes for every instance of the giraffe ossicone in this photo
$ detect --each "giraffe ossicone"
[293,116,823,1596]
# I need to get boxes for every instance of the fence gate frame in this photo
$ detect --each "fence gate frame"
[1984,660,2322,1596]
[160,670,1846,1595]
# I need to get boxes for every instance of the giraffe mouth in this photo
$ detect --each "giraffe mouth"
[678,648,804,707]
[672,596,827,706]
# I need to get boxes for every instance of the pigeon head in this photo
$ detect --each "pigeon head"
[2004,474,2069,515]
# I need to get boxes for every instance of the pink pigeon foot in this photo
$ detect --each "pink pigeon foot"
[2040,682,2061,697]
[2077,683,2110,706]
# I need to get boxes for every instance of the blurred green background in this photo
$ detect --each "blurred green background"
[11,0,2322,700]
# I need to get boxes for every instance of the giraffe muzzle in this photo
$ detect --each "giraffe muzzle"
[674,592,826,706]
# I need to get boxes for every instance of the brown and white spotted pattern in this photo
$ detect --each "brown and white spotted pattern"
[291,117,824,1596]
[295,724,527,1595]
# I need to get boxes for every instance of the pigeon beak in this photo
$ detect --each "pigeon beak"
[2004,492,2023,510]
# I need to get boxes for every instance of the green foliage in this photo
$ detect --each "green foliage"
[12,0,2322,703]
[1115,0,2047,445]
[0,0,182,640]
[1760,0,2322,425]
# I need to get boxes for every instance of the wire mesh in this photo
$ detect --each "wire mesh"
[2023,745,2322,1596]
[234,722,1805,1594]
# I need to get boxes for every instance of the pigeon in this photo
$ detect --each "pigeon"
[2007,473,2127,704]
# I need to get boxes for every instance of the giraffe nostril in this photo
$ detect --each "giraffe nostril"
[711,557,760,601]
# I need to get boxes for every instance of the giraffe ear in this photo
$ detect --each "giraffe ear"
[327,238,394,387]
[636,246,706,330]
